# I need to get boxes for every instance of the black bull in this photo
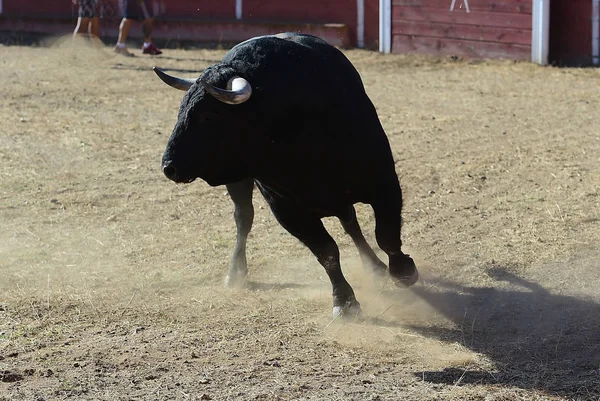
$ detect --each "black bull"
[154,33,418,317]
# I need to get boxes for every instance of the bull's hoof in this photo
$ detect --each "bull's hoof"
[392,269,419,287]
[225,269,248,288]
[390,254,419,288]
[332,299,361,319]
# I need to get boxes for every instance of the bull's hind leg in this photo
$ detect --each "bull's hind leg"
[339,206,387,276]
[268,201,360,317]
[225,179,254,287]
[372,182,418,287]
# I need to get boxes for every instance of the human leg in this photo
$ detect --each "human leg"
[73,17,91,37]
[89,16,102,47]
[117,18,132,44]
[141,17,162,55]
[74,0,97,39]
[114,18,134,56]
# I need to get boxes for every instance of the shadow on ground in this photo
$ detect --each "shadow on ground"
[245,280,313,292]
[380,264,600,398]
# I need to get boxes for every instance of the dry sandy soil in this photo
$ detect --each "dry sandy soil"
[1,36,599,400]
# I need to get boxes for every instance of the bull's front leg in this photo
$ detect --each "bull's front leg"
[372,179,418,287]
[225,179,255,287]
[264,196,361,317]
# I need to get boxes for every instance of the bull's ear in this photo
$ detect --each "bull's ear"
[200,77,252,105]
[153,67,196,91]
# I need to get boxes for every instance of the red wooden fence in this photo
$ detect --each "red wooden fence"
[549,0,592,65]
[391,0,532,60]
[0,0,378,48]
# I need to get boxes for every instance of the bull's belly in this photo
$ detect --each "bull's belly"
[254,178,368,218]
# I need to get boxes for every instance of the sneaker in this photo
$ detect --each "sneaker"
[114,46,134,57]
[142,43,162,55]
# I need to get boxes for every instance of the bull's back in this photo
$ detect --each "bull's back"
[223,34,396,201]
[223,34,370,114]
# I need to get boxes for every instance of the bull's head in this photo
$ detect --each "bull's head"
[154,67,255,186]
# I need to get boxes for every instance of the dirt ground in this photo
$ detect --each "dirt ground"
[1,36,599,400]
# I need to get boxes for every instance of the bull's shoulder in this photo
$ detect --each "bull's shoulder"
[222,35,365,98]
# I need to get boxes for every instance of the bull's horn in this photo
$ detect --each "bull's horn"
[153,67,196,91]
[200,77,252,105]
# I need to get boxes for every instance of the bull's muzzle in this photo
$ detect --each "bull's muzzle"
[162,161,197,183]
[162,160,179,181]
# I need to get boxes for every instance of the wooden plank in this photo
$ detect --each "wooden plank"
[364,0,380,48]
[549,0,591,64]
[392,34,531,59]
[243,0,355,24]
[392,20,530,45]
[3,0,71,17]
[163,1,236,19]
[243,0,358,46]
[152,20,351,47]
[0,17,352,48]
[393,6,532,29]
[392,0,532,14]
